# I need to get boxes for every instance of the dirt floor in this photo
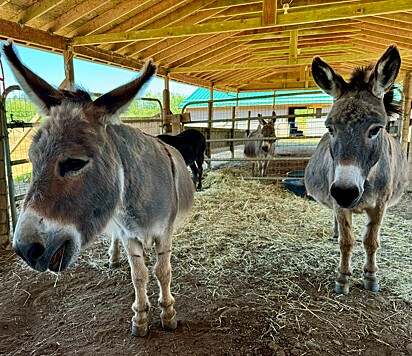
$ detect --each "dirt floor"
[0,169,411,356]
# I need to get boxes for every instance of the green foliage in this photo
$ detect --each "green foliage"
[5,94,37,123]
[15,172,32,183]
[122,92,188,118]
[4,91,189,121]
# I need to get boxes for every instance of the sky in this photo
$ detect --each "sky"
[0,44,198,97]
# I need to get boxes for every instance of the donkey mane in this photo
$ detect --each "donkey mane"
[56,89,93,105]
[347,65,401,118]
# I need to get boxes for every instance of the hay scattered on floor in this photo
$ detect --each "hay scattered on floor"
[174,168,411,300]
[80,167,411,343]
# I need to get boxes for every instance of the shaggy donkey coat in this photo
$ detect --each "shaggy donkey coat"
[3,41,194,337]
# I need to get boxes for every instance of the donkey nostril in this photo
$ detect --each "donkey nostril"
[27,243,45,262]
[262,146,269,152]
[330,184,360,208]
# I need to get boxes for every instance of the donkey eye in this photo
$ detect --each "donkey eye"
[59,158,89,177]
[368,126,382,139]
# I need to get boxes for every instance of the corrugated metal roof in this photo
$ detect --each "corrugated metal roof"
[179,88,333,108]
[179,86,402,109]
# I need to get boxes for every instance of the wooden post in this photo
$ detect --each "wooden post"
[246,111,251,136]
[0,98,10,248]
[402,71,412,191]
[230,106,235,158]
[63,46,75,91]
[401,71,412,152]
[206,86,213,169]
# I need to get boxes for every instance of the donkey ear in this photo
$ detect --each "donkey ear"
[312,57,346,99]
[2,40,62,116]
[259,118,267,126]
[92,59,157,124]
[369,45,401,98]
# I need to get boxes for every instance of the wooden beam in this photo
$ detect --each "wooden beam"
[18,0,65,26]
[0,18,66,50]
[71,17,261,45]
[169,50,412,73]
[262,0,276,26]
[288,30,298,64]
[70,0,412,46]
[63,46,74,90]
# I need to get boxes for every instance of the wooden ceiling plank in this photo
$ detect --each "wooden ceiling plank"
[252,44,355,57]
[65,0,163,37]
[354,19,412,37]
[202,0,261,11]
[40,0,114,33]
[71,0,412,46]
[173,41,245,68]
[354,27,412,47]
[112,3,222,57]
[152,34,233,64]
[18,0,65,25]
[358,16,412,31]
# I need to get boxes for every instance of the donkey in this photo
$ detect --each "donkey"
[244,114,276,176]
[157,128,206,190]
[305,45,408,296]
[3,41,194,337]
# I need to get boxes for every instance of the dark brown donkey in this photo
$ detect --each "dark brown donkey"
[3,41,194,337]
[305,45,408,295]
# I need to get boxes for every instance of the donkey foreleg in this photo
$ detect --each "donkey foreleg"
[362,207,385,292]
[335,209,355,295]
[123,238,150,337]
[108,234,121,269]
[154,236,177,331]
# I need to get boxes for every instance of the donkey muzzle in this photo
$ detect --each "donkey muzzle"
[13,207,81,272]
[330,165,364,209]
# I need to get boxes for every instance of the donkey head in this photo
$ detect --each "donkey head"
[258,115,276,153]
[3,41,156,272]
[312,45,401,208]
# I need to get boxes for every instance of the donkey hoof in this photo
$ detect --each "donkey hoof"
[364,279,380,293]
[162,317,178,331]
[108,261,120,269]
[131,321,149,337]
[334,281,349,295]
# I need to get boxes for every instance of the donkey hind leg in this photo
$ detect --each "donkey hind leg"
[362,207,385,292]
[123,238,151,337]
[189,163,199,189]
[108,234,121,269]
[154,235,177,331]
[335,209,355,295]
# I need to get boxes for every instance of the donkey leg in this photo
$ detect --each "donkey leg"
[108,234,121,269]
[154,236,177,331]
[123,238,151,337]
[196,157,204,190]
[335,209,354,295]
[332,217,339,242]
[362,207,385,292]
[189,163,199,189]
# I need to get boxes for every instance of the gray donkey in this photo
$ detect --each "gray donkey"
[244,114,276,176]
[305,45,407,295]
[3,41,194,337]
